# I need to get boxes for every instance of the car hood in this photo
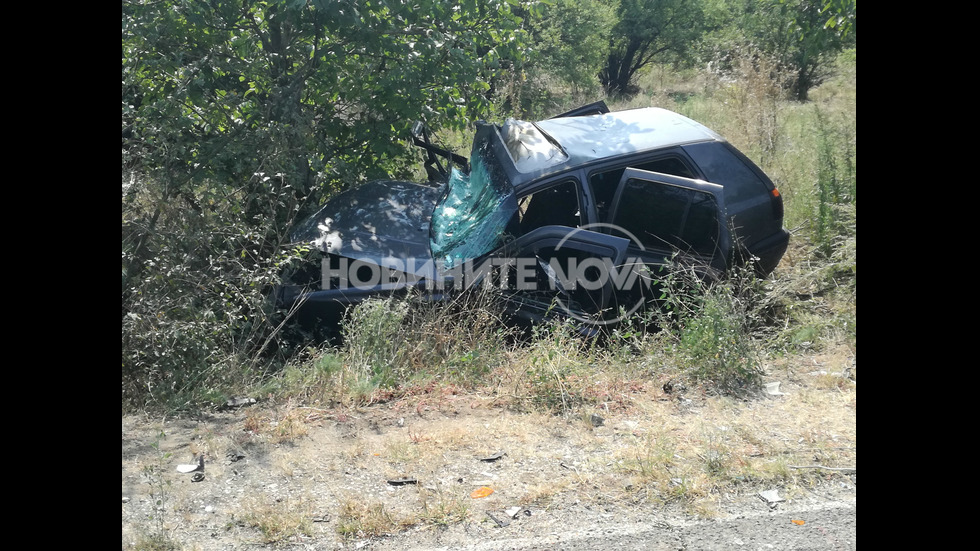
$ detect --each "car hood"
[291,180,443,276]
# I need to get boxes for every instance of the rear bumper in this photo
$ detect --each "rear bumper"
[748,229,790,276]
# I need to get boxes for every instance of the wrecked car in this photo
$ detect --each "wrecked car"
[278,102,789,332]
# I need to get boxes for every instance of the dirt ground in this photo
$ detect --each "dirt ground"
[122,358,856,550]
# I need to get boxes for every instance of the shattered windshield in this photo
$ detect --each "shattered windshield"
[429,133,517,269]
[500,118,567,172]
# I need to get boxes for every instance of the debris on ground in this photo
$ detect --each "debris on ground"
[177,454,205,473]
[225,451,245,463]
[387,477,418,486]
[764,382,785,396]
[221,397,257,410]
[479,451,506,462]
[471,486,494,498]
[758,489,785,505]
[486,512,510,527]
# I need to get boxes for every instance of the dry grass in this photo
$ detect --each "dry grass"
[242,400,311,444]
[123,54,857,551]
[599,356,854,514]
[336,495,417,539]
[240,494,316,544]
[124,343,854,550]
[129,532,181,551]
[417,484,471,526]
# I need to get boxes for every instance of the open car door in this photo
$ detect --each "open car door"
[604,168,731,311]
[608,168,730,264]
[481,225,631,326]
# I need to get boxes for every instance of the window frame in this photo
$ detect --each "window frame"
[607,168,730,271]
[583,148,702,225]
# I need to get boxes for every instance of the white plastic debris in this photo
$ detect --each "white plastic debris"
[177,454,205,473]
[764,382,785,396]
[758,489,785,504]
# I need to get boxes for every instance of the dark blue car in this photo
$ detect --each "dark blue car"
[278,102,789,331]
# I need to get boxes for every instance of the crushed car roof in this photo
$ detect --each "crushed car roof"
[534,107,724,168]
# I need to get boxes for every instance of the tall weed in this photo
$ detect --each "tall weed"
[652,262,765,395]
[519,320,591,413]
[342,296,410,390]
[812,106,856,257]
[718,52,789,166]
[678,285,762,394]
[278,288,515,406]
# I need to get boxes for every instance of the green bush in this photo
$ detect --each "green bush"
[299,288,516,404]
[342,297,411,390]
[121,0,534,412]
[121,210,307,411]
[812,105,856,258]
[649,261,764,395]
[677,285,762,394]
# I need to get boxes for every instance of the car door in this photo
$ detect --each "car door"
[480,225,631,326]
[605,168,731,309]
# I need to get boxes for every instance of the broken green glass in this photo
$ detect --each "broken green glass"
[429,136,517,269]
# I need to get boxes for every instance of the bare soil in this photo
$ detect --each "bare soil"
[122,352,855,550]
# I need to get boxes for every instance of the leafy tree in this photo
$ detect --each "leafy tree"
[122,0,530,221]
[599,0,710,96]
[121,0,533,409]
[707,0,855,101]
[522,0,617,111]
[536,0,617,86]
[480,0,614,118]
[778,0,855,101]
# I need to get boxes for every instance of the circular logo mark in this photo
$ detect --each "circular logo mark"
[552,223,651,326]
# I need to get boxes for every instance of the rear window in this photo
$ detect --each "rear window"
[589,155,696,222]
[682,142,769,204]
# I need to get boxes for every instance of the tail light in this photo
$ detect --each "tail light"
[770,188,784,221]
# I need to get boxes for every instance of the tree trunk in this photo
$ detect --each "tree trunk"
[795,66,813,102]
[601,40,640,96]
